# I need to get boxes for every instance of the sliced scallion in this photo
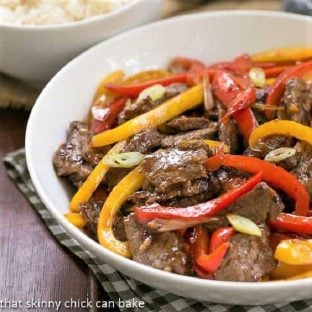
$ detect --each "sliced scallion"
[103,152,144,168]
[137,84,166,102]
[249,67,266,88]
[265,147,296,163]
[227,214,261,237]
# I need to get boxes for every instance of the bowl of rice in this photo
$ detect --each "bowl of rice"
[0,0,162,84]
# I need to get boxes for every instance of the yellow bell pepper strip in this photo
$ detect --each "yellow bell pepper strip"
[69,142,123,212]
[91,84,204,147]
[249,120,312,151]
[64,213,86,229]
[265,78,275,86]
[97,166,145,257]
[121,70,169,84]
[205,154,309,216]
[251,47,312,63]
[204,140,229,153]
[274,239,312,265]
[285,269,312,280]
[270,262,312,280]
[93,70,125,102]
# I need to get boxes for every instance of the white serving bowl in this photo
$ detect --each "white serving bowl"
[0,0,161,85]
[26,11,312,305]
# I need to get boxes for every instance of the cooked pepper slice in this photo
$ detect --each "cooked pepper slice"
[93,70,125,102]
[122,70,169,84]
[194,226,229,273]
[274,239,312,265]
[90,97,128,134]
[251,47,312,63]
[270,213,312,235]
[270,262,312,280]
[97,166,144,258]
[105,73,188,97]
[249,120,312,151]
[212,70,257,140]
[285,269,312,280]
[209,227,235,253]
[92,84,204,147]
[205,154,309,216]
[265,60,312,118]
[264,65,291,78]
[64,213,86,228]
[69,142,123,212]
[135,171,262,223]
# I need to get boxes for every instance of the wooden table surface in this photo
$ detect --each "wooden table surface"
[0,1,282,311]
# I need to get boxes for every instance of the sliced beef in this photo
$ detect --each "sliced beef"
[214,227,276,282]
[166,115,210,132]
[280,78,312,126]
[164,83,188,98]
[225,182,284,223]
[257,135,293,156]
[215,168,249,192]
[291,142,312,200]
[80,200,103,236]
[131,174,220,207]
[161,126,217,148]
[80,200,127,241]
[141,143,209,195]
[104,168,131,190]
[124,214,193,275]
[53,121,106,187]
[118,97,155,124]
[123,128,163,154]
[217,102,239,154]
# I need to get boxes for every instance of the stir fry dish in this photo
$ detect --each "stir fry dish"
[53,47,312,282]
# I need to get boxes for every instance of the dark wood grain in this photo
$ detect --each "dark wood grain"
[0,109,118,312]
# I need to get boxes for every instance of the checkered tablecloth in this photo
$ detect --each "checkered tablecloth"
[3,149,312,312]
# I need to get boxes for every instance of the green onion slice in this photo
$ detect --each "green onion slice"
[252,103,284,111]
[103,152,144,168]
[137,84,166,102]
[264,147,296,163]
[249,67,266,88]
[227,214,261,237]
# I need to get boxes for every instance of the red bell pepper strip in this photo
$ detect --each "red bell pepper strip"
[265,60,312,118]
[194,225,229,273]
[209,227,235,253]
[231,53,253,74]
[90,97,127,134]
[105,73,188,98]
[269,213,312,235]
[135,171,262,223]
[205,154,309,217]
[170,56,207,85]
[264,65,292,78]
[212,71,257,140]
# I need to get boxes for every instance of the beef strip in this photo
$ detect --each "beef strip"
[80,200,127,241]
[280,78,312,126]
[53,121,106,187]
[164,83,188,98]
[291,142,312,200]
[166,115,210,132]
[80,200,102,236]
[217,102,239,154]
[124,214,193,275]
[104,168,131,190]
[214,227,276,282]
[141,142,209,195]
[123,128,163,154]
[224,182,284,223]
[118,97,155,124]
[161,126,218,148]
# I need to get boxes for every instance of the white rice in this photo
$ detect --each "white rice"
[0,0,133,26]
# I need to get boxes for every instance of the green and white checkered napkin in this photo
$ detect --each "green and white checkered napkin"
[3,149,312,312]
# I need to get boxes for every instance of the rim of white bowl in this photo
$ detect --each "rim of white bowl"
[0,0,147,30]
[26,10,312,294]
